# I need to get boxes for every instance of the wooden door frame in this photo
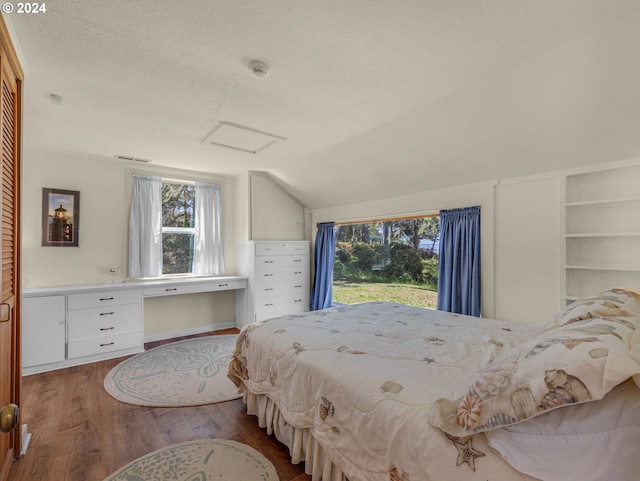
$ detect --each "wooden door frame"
[0,14,24,478]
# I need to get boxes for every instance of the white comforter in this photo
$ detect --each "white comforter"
[229,302,542,481]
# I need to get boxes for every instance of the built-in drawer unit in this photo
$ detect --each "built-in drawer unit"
[22,276,248,374]
[255,266,309,285]
[22,286,144,374]
[253,279,309,298]
[143,278,246,297]
[67,331,144,359]
[66,288,143,359]
[67,303,143,341]
[255,242,309,256]
[67,289,142,310]
[254,293,308,322]
[236,240,311,327]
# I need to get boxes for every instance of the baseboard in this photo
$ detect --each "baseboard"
[143,321,237,343]
[22,345,144,376]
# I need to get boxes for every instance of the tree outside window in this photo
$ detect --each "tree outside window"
[161,182,195,274]
[333,216,440,308]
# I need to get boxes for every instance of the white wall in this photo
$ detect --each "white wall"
[234,171,250,241]
[494,175,562,323]
[21,148,239,336]
[250,172,306,240]
[22,149,129,287]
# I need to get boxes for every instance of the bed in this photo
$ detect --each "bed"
[228,288,640,481]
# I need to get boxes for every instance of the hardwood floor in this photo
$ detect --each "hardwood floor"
[8,329,311,481]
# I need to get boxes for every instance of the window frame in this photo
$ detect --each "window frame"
[160,178,197,276]
[331,212,440,308]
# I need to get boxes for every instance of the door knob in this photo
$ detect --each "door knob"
[0,403,19,433]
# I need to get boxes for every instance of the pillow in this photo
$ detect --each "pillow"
[543,287,640,330]
[485,379,640,481]
[429,288,640,437]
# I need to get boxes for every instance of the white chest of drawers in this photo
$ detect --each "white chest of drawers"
[236,241,310,326]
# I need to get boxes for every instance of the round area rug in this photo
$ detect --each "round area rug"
[104,335,242,407]
[103,439,279,481]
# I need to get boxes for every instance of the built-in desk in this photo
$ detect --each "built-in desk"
[133,276,246,298]
[22,276,247,374]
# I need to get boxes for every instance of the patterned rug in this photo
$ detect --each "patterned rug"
[103,439,279,481]
[103,335,242,407]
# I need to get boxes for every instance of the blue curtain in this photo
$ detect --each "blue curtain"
[310,222,335,310]
[437,206,481,317]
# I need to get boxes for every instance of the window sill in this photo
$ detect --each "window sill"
[126,274,222,282]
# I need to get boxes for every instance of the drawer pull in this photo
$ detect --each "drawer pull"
[264,260,273,264]
[99,312,115,316]
[294,271,302,275]
[264,274,274,277]
[218,283,228,287]
[165,288,178,292]
[294,259,302,262]
[99,297,115,301]
[264,303,273,307]
[100,342,115,347]
[294,285,302,288]
[264,288,273,291]
[294,299,303,303]
[99,326,115,331]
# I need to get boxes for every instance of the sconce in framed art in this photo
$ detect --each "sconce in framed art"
[42,188,79,247]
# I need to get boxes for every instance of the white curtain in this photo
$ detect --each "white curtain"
[128,174,163,278]
[193,182,225,275]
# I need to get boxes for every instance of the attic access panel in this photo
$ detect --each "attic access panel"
[202,122,286,154]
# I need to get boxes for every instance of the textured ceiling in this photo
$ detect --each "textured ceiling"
[5,1,640,209]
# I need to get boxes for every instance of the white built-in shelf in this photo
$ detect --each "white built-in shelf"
[565,265,640,272]
[565,196,640,207]
[563,164,640,302]
[565,233,640,238]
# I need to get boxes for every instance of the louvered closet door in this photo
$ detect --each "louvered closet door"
[0,45,22,481]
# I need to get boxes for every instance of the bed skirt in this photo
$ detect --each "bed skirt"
[239,383,348,481]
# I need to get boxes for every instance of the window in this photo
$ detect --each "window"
[333,215,440,308]
[161,181,195,274]
[129,174,225,278]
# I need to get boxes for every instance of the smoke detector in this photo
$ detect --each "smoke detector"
[248,60,270,78]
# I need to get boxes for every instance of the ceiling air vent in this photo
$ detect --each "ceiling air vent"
[201,122,286,154]
[114,155,152,163]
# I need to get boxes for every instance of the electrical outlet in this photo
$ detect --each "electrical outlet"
[108,265,120,275]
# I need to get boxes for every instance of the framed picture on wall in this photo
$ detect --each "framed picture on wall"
[42,188,80,247]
